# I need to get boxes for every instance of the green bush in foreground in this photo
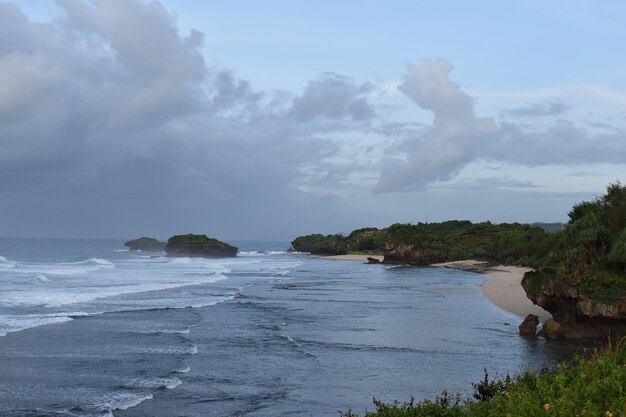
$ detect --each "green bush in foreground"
[343,341,626,417]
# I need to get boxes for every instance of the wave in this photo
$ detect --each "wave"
[36,273,50,282]
[1,273,229,308]
[174,366,190,374]
[94,392,153,412]
[0,313,77,337]
[72,258,115,267]
[124,377,182,390]
[0,255,16,268]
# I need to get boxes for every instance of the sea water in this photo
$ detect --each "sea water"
[0,238,581,416]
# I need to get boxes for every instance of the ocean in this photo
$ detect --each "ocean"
[0,238,581,416]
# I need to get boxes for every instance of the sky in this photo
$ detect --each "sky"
[1,0,626,241]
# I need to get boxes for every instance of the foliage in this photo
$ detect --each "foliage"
[290,234,349,255]
[165,234,238,257]
[382,221,550,267]
[124,236,165,251]
[292,221,551,266]
[343,342,626,417]
[533,182,626,302]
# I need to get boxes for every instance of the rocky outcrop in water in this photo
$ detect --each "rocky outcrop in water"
[124,237,166,251]
[518,314,539,335]
[165,234,238,258]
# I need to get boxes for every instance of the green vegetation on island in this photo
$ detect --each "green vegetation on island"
[124,237,166,251]
[291,227,385,256]
[343,342,626,417]
[292,222,553,267]
[165,234,238,258]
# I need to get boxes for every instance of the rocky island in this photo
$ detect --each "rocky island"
[165,234,238,258]
[124,237,166,251]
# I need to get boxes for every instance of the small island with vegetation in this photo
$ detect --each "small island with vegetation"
[124,237,166,251]
[164,234,238,258]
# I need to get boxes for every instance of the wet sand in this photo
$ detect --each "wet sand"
[435,260,552,321]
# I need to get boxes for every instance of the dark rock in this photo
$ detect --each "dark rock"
[165,234,238,258]
[124,237,166,251]
[519,314,539,335]
[366,257,381,264]
[541,319,564,340]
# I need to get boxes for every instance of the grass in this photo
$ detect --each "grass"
[342,340,626,417]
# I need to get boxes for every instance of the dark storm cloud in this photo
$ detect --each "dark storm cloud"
[288,73,374,122]
[502,100,569,118]
[0,0,341,238]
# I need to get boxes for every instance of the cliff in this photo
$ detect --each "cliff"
[522,270,626,338]
[518,183,626,338]
[165,234,238,258]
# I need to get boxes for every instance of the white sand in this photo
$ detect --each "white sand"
[436,260,551,321]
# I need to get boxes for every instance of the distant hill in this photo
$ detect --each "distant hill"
[531,222,564,233]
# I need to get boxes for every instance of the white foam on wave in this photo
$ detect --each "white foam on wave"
[125,377,182,390]
[266,250,288,255]
[0,314,75,337]
[36,273,50,282]
[75,258,115,267]
[0,255,16,268]
[174,366,190,373]
[238,251,260,256]
[1,273,229,308]
[94,392,153,412]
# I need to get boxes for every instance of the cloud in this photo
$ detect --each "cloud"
[375,59,497,192]
[502,100,569,118]
[0,0,342,239]
[374,59,626,193]
[288,72,374,122]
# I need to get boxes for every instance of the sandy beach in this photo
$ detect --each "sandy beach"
[324,256,552,321]
[435,260,552,321]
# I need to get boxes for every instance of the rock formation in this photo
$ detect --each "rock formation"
[541,319,564,340]
[518,314,539,335]
[522,271,626,339]
[165,234,238,258]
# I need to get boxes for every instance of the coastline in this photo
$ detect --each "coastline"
[434,260,552,321]
[322,255,552,321]
[321,254,383,261]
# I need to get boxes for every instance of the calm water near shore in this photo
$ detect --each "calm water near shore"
[0,239,583,416]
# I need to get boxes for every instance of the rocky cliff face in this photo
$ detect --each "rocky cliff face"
[522,271,626,338]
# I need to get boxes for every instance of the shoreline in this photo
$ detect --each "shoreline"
[433,260,552,321]
[323,255,552,321]
[320,254,383,261]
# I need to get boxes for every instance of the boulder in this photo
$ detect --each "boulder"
[124,237,166,251]
[366,257,381,264]
[165,234,238,258]
[541,319,564,340]
[519,314,539,335]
